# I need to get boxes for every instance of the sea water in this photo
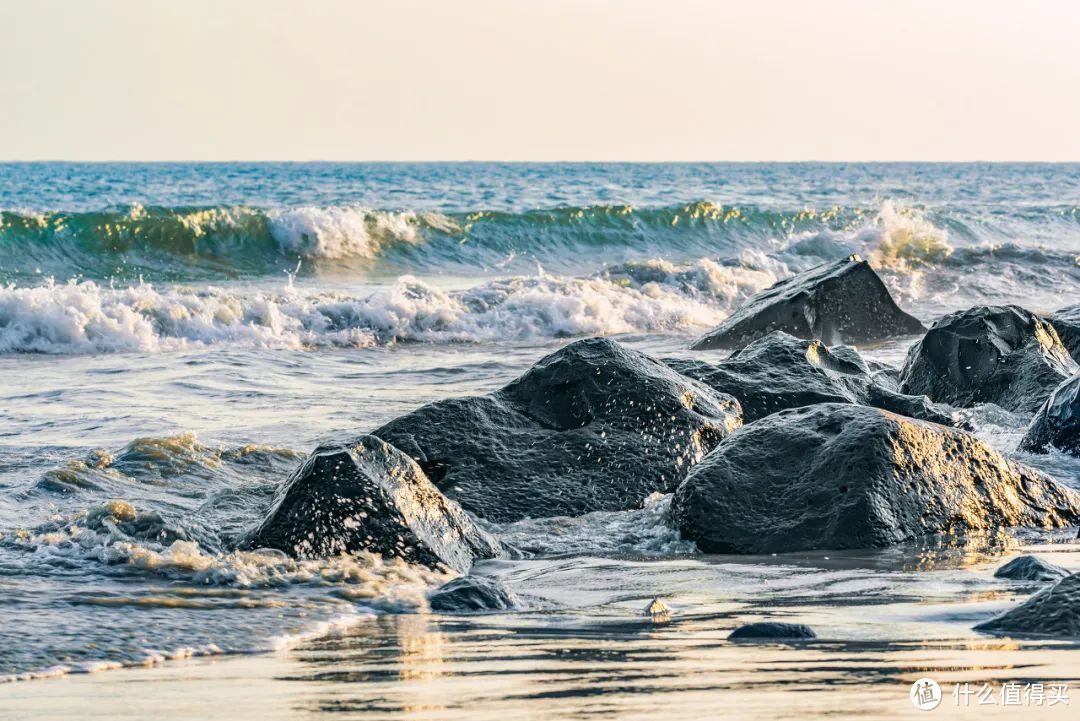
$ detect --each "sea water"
[2,163,1080,716]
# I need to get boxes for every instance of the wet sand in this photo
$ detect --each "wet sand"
[4,544,1079,721]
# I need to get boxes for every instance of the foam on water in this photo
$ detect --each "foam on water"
[0,259,783,354]
[267,205,457,260]
[489,492,696,557]
[6,164,1080,691]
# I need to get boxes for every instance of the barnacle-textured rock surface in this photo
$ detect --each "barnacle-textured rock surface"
[993,555,1070,582]
[976,572,1080,637]
[374,337,742,522]
[243,435,502,573]
[673,404,1080,554]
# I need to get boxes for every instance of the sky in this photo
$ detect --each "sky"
[2,0,1079,161]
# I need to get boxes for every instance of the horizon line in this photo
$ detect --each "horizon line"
[4,159,1080,165]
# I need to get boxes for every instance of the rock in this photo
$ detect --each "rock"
[993,555,1070,582]
[1020,373,1080,455]
[667,331,958,425]
[1047,304,1080,362]
[373,338,743,523]
[690,255,924,350]
[673,404,1080,554]
[643,598,671,617]
[863,384,961,428]
[429,575,521,612]
[899,305,1077,414]
[728,622,817,640]
[242,435,502,573]
[975,572,1080,637]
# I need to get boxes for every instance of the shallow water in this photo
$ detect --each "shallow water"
[4,546,1080,719]
[2,163,1080,715]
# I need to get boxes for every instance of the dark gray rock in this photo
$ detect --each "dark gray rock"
[1020,373,1080,455]
[673,404,1080,554]
[867,361,902,392]
[975,572,1080,637]
[373,338,743,523]
[994,555,1070,582]
[728,622,817,640]
[429,575,521,613]
[242,435,502,573]
[899,305,1077,414]
[667,331,958,425]
[1047,304,1080,362]
[690,255,924,350]
[864,384,961,428]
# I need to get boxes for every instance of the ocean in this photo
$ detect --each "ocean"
[2,162,1080,718]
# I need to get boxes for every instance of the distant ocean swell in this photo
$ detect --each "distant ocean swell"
[3,200,1079,280]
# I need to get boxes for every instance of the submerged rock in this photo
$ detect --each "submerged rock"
[373,338,742,523]
[690,255,924,350]
[242,435,502,573]
[1047,304,1080,362]
[728,622,817,640]
[1020,373,1080,455]
[975,572,1080,637]
[429,575,521,612]
[668,331,957,425]
[899,305,1077,414]
[673,404,1080,554]
[993,555,1070,583]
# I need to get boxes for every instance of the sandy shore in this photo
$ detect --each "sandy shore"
[3,608,1079,721]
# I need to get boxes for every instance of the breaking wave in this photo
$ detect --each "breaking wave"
[3,200,1078,281]
[3,200,1079,354]
[0,257,785,354]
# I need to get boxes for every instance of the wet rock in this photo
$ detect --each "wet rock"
[728,622,817,640]
[1047,304,1080,362]
[993,555,1070,582]
[975,572,1080,637]
[899,305,1077,414]
[690,255,924,350]
[673,404,1080,554]
[242,435,502,573]
[668,331,958,425]
[429,575,521,612]
[1020,373,1080,455]
[373,338,742,523]
[643,598,671,617]
[864,384,961,428]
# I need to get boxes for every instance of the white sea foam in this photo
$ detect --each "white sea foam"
[0,258,781,354]
[16,502,453,602]
[267,205,458,260]
[785,201,954,268]
[489,492,696,556]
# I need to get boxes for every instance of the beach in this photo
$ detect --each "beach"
[2,162,1080,716]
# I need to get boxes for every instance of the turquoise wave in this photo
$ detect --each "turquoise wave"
[1,201,1078,282]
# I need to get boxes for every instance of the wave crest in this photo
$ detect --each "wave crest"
[0,257,782,354]
[4,199,1053,281]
